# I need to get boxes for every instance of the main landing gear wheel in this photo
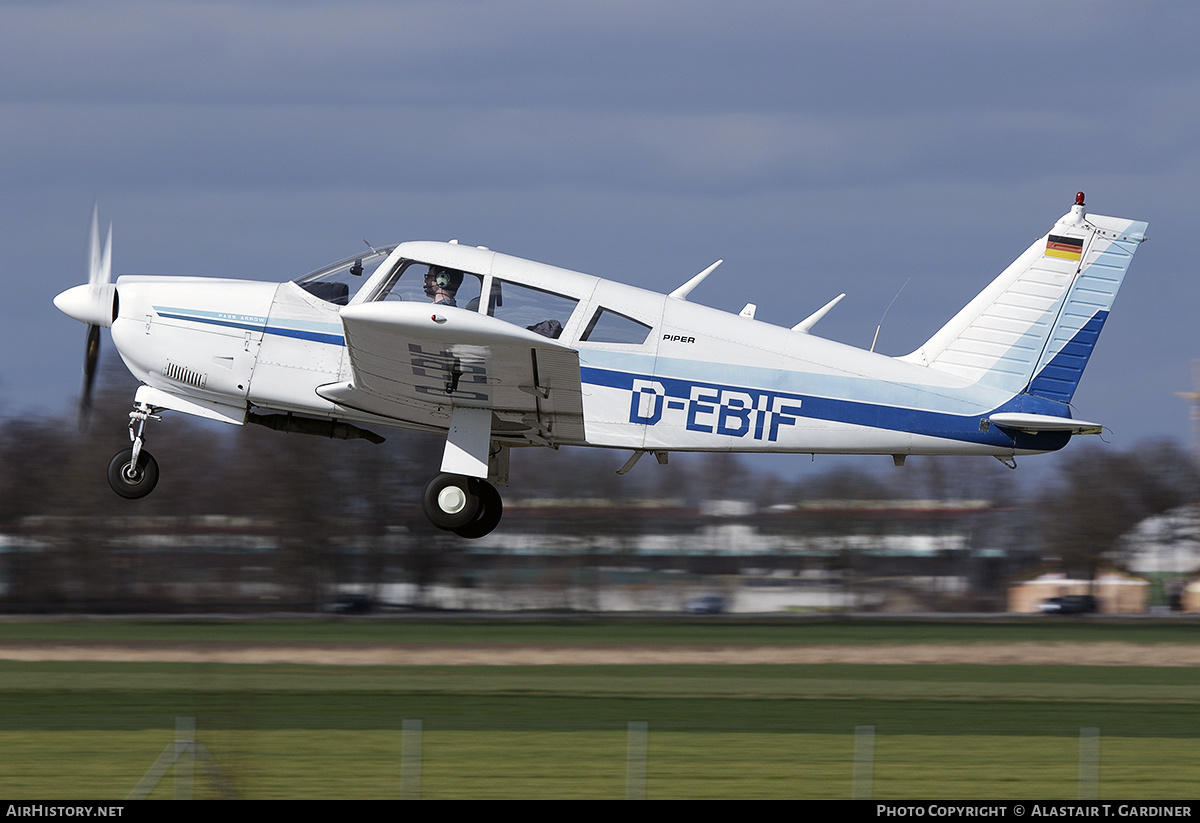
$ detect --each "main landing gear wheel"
[453,479,503,539]
[422,473,480,530]
[107,448,159,499]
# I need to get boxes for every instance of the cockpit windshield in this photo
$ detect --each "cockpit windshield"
[293,246,397,305]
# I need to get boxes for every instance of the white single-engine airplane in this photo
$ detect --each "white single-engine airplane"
[55,193,1146,538]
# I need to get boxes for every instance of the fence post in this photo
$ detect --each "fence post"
[1079,726,1100,800]
[173,715,194,800]
[402,718,422,800]
[853,724,875,799]
[626,721,648,800]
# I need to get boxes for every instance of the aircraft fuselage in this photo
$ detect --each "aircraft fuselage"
[107,241,1071,460]
[55,195,1148,536]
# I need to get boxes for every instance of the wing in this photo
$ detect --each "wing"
[317,301,585,469]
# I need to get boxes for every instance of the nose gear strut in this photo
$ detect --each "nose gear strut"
[107,400,162,499]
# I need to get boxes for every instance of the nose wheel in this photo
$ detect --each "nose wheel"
[107,447,159,499]
[422,473,503,538]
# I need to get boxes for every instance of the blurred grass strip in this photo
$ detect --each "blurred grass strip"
[2,617,1200,645]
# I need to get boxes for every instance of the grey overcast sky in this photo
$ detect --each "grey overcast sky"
[7,1,1199,455]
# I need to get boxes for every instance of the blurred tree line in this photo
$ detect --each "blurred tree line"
[1,359,1197,611]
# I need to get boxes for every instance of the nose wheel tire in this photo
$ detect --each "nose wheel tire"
[422,473,480,530]
[107,448,159,499]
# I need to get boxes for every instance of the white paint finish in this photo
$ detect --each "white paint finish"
[55,200,1149,523]
[441,405,492,477]
[134,385,246,425]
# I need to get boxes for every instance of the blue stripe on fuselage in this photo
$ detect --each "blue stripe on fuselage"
[581,366,1071,451]
[263,326,346,345]
[153,306,346,345]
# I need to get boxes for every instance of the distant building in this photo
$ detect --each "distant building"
[2,499,1021,613]
[1122,504,1200,575]
[1007,570,1149,614]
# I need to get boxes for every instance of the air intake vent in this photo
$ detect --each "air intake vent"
[163,361,207,388]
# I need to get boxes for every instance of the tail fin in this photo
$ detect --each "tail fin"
[900,194,1147,404]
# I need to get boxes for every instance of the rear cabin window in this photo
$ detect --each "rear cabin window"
[487,280,578,339]
[580,308,652,345]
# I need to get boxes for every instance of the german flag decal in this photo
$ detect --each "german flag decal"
[1046,234,1083,261]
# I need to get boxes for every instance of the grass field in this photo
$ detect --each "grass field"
[2,614,1200,644]
[1,618,1198,799]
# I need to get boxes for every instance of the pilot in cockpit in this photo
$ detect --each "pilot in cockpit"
[424,266,463,307]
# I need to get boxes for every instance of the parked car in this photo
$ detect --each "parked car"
[1038,595,1097,614]
[328,593,372,614]
[685,595,726,614]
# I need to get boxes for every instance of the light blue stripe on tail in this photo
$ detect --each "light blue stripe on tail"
[1026,223,1146,403]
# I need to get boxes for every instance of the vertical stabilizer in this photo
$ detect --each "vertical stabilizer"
[900,194,1147,403]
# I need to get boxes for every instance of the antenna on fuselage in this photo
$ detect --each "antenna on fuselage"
[669,259,723,301]
[792,293,845,333]
[363,239,382,255]
[869,277,911,353]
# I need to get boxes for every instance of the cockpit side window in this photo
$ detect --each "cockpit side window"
[367,260,483,310]
[293,246,397,305]
[487,280,578,339]
[580,308,652,345]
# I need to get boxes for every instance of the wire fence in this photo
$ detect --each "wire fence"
[3,716,1194,799]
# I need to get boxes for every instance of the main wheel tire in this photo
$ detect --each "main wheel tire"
[453,480,503,539]
[421,473,480,530]
[107,448,159,499]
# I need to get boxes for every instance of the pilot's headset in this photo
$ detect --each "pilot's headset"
[429,266,463,294]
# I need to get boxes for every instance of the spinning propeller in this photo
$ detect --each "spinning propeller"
[54,205,114,427]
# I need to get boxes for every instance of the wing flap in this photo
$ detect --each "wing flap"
[323,301,585,443]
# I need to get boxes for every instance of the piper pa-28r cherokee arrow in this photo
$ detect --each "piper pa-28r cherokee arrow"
[54,193,1147,538]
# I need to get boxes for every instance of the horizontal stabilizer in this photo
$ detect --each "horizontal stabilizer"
[988,412,1102,435]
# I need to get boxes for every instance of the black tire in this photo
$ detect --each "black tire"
[421,473,479,530]
[453,480,504,539]
[107,448,159,499]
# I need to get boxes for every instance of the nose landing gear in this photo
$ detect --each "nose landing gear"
[107,401,160,499]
